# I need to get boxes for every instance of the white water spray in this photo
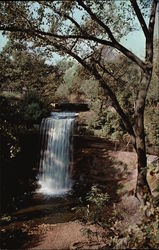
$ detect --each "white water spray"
[38,112,77,195]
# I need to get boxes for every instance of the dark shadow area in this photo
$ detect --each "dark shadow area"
[0,134,133,249]
[0,227,45,249]
[72,136,131,207]
[0,131,41,213]
[0,194,79,249]
[0,196,78,249]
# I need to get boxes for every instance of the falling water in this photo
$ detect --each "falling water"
[38,112,77,195]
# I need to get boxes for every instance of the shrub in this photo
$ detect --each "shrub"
[108,200,159,249]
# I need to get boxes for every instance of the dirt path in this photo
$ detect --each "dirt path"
[26,151,140,250]
[29,221,88,249]
[1,151,143,250]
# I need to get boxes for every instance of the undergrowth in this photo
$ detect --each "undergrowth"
[73,185,159,249]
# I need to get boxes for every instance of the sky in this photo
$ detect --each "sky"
[0,2,158,63]
[0,30,146,60]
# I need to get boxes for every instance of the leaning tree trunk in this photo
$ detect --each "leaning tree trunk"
[133,69,152,203]
[134,113,150,203]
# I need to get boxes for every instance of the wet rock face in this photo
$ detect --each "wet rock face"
[147,155,159,199]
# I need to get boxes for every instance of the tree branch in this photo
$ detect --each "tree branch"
[134,1,158,121]
[144,0,158,64]
[130,0,149,39]
[34,31,93,72]
[92,66,136,139]
[114,42,145,70]
[76,0,146,69]
[0,25,113,45]
[0,24,146,70]
[77,0,116,42]
[33,31,135,140]
[42,0,146,69]
[94,59,127,84]
[148,0,158,41]
[41,2,83,33]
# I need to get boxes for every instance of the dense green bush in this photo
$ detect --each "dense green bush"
[19,91,47,125]
[0,96,22,159]
[0,91,47,160]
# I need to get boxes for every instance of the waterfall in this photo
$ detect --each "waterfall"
[38,112,77,195]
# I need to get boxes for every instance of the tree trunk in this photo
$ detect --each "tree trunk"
[134,118,150,204]
[134,69,152,203]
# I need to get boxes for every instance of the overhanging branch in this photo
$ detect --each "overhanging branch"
[41,2,83,33]
[0,25,146,70]
[34,31,135,140]
[77,0,116,42]
[130,0,149,39]
[76,0,146,70]
[114,42,146,70]
[0,25,112,46]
